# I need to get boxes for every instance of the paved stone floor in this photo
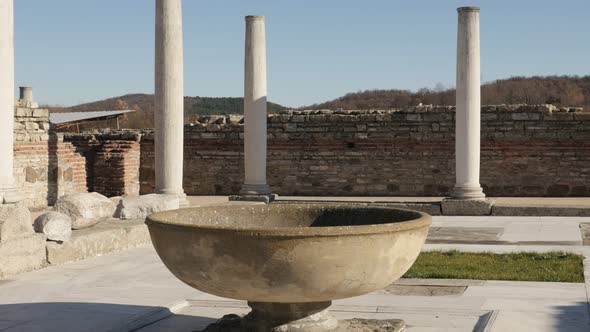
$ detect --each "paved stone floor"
[190,195,590,217]
[190,195,590,208]
[2,206,590,331]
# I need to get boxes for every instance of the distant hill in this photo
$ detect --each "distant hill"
[304,75,590,111]
[49,94,288,129]
[48,75,590,131]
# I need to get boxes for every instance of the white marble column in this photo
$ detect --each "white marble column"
[155,0,187,204]
[0,0,18,204]
[452,6,485,199]
[240,16,271,195]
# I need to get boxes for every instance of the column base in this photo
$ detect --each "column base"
[155,190,189,207]
[441,198,494,216]
[239,183,272,196]
[177,193,189,207]
[450,184,486,199]
[229,193,278,204]
[233,184,276,203]
[197,301,406,331]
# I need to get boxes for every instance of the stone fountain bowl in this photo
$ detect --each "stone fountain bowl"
[146,204,431,304]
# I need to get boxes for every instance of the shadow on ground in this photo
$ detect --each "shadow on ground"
[554,302,590,331]
[0,302,215,332]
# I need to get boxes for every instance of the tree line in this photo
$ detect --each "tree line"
[304,76,590,110]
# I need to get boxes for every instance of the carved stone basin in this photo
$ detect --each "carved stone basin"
[146,204,431,331]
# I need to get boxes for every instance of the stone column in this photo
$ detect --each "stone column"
[240,16,272,198]
[452,6,485,200]
[0,0,18,204]
[155,0,187,205]
[19,86,32,102]
[443,6,492,216]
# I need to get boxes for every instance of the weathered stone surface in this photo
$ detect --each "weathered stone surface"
[0,234,46,278]
[55,192,116,229]
[46,219,150,266]
[124,220,151,247]
[492,205,590,217]
[115,194,180,220]
[427,226,502,244]
[346,319,405,331]
[146,205,430,303]
[441,198,494,216]
[229,194,278,204]
[369,203,441,216]
[33,211,72,242]
[581,223,590,246]
[46,227,127,265]
[198,315,405,332]
[0,202,33,242]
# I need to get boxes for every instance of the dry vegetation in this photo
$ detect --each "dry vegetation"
[305,75,590,111]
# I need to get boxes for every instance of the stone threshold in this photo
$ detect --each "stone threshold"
[46,218,151,266]
[275,198,590,216]
[0,218,151,279]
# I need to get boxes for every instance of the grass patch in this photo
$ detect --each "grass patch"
[404,251,585,283]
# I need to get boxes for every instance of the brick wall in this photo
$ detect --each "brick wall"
[135,105,590,197]
[65,104,590,198]
[13,104,87,208]
[64,132,141,198]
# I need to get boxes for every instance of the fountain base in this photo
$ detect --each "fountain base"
[196,301,405,332]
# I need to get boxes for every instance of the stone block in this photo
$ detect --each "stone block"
[115,194,180,220]
[46,226,128,265]
[55,192,117,229]
[25,122,39,130]
[406,114,422,121]
[511,113,529,120]
[32,108,49,117]
[15,107,31,117]
[123,221,151,247]
[45,219,151,265]
[0,202,33,242]
[33,211,72,242]
[229,194,278,204]
[283,123,297,132]
[0,234,46,278]
[441,198,494,216]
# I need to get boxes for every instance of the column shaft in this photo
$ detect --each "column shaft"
[155,0,186,202]
[0,0,18,204]
[453,7,485,199]
[241,16,270,195]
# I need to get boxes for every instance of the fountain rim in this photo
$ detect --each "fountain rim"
[145,204,432,237]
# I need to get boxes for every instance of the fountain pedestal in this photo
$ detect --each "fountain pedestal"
[199,301,406,331]
[243,302,338,332]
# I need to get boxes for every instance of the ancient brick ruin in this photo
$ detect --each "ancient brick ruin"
[13,104,583,203]
[13,103,86,209]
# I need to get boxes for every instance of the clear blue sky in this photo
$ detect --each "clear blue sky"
[14,0,590,107]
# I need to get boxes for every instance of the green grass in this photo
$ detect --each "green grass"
[403,251,585,283]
